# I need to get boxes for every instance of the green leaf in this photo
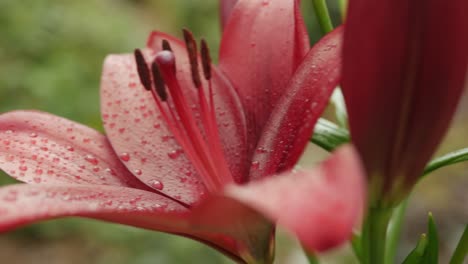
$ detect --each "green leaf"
[449,225,468,264]
[402,234,428,264]
[330,88,348,128]
[423,213,439,264]
[310,118,349,151]
[422,148,468,177]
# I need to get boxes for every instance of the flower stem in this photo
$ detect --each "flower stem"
[338,0,347,20]
[311,0,334,34]
[362,207,393,264]
[385,200,409,264]
[306,252,319,264]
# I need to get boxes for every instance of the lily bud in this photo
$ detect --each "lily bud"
[342,0,468,207]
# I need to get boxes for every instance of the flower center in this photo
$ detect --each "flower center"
[133,30,234,193]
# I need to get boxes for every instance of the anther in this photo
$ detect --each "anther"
[182,29,202,88]
[134,49,152,91]
[162,39,173,52]
[200,39,212,81]
[151,61,168,101]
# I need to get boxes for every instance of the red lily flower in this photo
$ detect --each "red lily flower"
[342,0,468,207]
[0,1,365,262]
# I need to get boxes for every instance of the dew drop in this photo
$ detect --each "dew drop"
[84,154,99,165]
[251,161,260,170]
[134,169,142,176]
[149,180,164,190]
[3,193,17,202]
[105,168,117,176]
[66,146,75,151]
[167,149,183,159]
[29,132,38,138]
[120,152,131,162]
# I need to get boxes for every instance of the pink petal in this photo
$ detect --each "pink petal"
[0,184,187,232]
[226,145,366,252]
[250,27,343,180]
[219,0,310,148]
[219,0,238,30]
[0,183,268,262]
[342,0,468,204]
[102,33,248,205]
[0,111,148,189]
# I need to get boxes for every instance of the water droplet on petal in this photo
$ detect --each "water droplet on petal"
[251,161,260,170]
[120,152,130,162]
[134,169,142,176]
[149,180,164,190]
[167,149,183,159]
[84,154,99,165]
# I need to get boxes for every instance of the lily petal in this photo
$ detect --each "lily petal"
[250,27,343,179]
[0,111,148,189]
[0,182,272,263]
[0,184,188,233]
[342,0,468,205]
[219,0,310,149]
[102,33,248,204]
[219,0,238,30]
[226,145,366,252]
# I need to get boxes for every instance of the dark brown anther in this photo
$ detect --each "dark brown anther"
[134,49,152,91]
[200,39,212,81]
[151,61,168,101]
[182,28,202,88]
[162,39,172,52]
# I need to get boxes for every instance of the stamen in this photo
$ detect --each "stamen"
[200,39,212,81]
[134,49,152,91]
[150,62,168,101]
[155,50,226,191]
[162,39,173,52]
[182,29,202,88]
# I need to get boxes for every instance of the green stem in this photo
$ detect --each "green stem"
[338,0,347,20]
[385,200,409,264]
[312,0,334,34]
[306,252,320,264]
[362,207,392,264]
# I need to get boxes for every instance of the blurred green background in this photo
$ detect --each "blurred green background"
[0,0,466,263]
